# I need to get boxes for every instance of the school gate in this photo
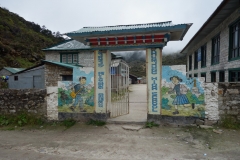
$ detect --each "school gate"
[61,21,193,121]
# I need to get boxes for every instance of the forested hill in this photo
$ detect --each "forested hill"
[0,7,64,69]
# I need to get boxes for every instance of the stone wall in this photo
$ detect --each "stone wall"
[0,89,47,116]
[218,83,240,122]
[187,6,240,82]
[45,63,72,87]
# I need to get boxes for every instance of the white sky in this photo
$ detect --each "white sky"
[0,0,222,53]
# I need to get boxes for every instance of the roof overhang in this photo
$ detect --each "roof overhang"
[66,21,192,50]
[181,0,240,54]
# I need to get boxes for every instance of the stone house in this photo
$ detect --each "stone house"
[181,0,240,82]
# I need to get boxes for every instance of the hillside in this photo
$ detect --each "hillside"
[0,7,64,69]
[115,51,187,77]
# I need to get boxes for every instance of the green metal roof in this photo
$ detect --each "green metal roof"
[3,67,25,73]
[42,39,91,51]
[42,60,84,68]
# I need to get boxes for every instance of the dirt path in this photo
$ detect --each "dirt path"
[0,123,240,160]
[108,84,147,123]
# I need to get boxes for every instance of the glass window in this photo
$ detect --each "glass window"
[62,75,73,81]
[212,34,220,64]
[189,55,192,71]
[194,51,198,69]
[194,73,198,77]
[230,21,240,60]
[62,54,67,63]
[14,76,18,81]
[189,74,192,78]
[201,73,206,82]
[211,72,216,82]
[201,45,207,67]
[61,53,78,64]
[67,54,72,63]
[219,71,225,82]
[73,54,78,63]
[229,70,240,82]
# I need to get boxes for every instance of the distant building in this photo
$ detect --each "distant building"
[0,67,25,76]
[181,0,240,82]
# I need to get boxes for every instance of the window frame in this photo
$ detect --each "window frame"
[211,34,220,65]
[194,51,198,69]
[219,70,225,82]
[60,52,78,64]
[189,55,192,71]
[200,72,206,82]
[201,44,207,68]
[211,71,217,82]
[229,68,240,82]
[189,74,192,78]
[229,19,240,61]
[194,73,198,77]
[61,75,73,81]
[14,76,18,81]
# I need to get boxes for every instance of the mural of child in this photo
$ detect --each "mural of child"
[168,76,190,115]
[70,76,90,112]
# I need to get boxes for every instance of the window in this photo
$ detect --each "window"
[212,34,220,64]
[61,53,78,64]
[14,76,18,81]
[229,20,240,60]
[201,45,207,67]
[194,73,198,77]
[201,73,206,82]
[189,74,192,78]
[219,71,225,82]
[211,72,216,82]
[189,55,192,71]
[62,75,73,81]
[194,51,198,69]
[229,69,240,82]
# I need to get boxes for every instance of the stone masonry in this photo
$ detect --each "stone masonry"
[218,83,240,122]
[45,63,72,87]
[187,7,240,82]
[0,89,47,116]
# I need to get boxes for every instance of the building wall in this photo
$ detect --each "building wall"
[0,69,12,77]
[8,65,45,89]
[187,7,240,82]
[45,51,94,67]
[44,63,72,87]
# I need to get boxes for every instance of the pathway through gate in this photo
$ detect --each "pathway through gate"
[108,84,147,123]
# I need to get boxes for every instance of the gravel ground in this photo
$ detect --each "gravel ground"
[0,123,240,160]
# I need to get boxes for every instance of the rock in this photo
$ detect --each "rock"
[213,129,222,134]
[195,119,204,126]
[204,119,217,126]
[199,125,213,129]
[122,125,143,131]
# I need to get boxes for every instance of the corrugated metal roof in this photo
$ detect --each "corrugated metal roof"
[42,60,84,68]
[4,67,25,73]
[69,21,174,34]
[43,39,90,51]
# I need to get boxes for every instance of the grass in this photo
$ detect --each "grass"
[61,119,76,128]
[86,119,106,126]
[220,117,240,129]
[145,121,159,128]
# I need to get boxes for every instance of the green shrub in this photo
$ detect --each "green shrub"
[145,121,159,128]
[220,117,240,129]
[62,119,76,128]
[86,119,106,126]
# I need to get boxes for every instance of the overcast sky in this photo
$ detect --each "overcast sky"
[0,0,222,53]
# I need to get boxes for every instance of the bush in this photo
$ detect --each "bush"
[220,117,240,129]
[86,119,106,126]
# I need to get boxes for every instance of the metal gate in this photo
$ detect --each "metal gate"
[109,59,129,118]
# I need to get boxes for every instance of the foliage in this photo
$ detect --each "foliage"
[161,98,170,110]
[145,121,159,128]
[62,119,76,128]
[220,116,240,129]
[86,119,106,126]
[0,82,8,88]
[0,113,45,127]
[0,7,65,69]
[161,86,169,95]
[186,91,204,104]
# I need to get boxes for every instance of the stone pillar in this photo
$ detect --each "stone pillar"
[94,50,111,113]
[146,48,162,114]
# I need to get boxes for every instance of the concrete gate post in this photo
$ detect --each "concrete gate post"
[94,50,111,113]
[146,48,162,115]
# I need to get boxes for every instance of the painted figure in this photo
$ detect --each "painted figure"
[70,77,90,112]
[169,76,190,115]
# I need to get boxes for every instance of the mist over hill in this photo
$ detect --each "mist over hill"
[113,50,187,77]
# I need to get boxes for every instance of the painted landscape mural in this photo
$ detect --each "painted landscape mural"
[58,67,94,113]
[161,65,205,118]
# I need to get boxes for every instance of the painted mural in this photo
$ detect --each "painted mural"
[162,65,205,118]
[58,67,94,113]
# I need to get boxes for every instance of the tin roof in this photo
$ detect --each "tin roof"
[67,21,192,42]
[181,0,240,54]
[42,60,84,68]
[70,21,174,33]
[3,67,25,74]
[42,39,90,51]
